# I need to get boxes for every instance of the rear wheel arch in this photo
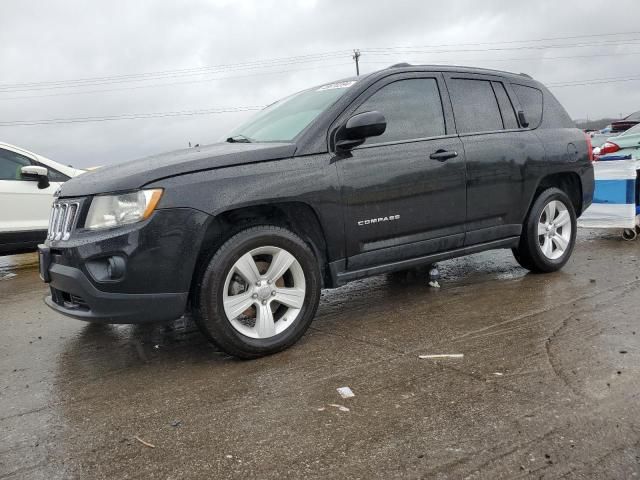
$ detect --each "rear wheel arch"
[530,172,583,217]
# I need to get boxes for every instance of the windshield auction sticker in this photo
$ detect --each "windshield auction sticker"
[316,81,357,91]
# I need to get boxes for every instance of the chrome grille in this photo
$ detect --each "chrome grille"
[47,201,79,241]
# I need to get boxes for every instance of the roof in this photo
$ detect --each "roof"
[382,63,533,80]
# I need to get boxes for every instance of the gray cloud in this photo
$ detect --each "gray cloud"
[1,0,639,168]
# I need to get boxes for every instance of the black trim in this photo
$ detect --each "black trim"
[0,230,47,255]
[330,237,520,286]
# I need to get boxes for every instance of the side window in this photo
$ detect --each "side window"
[448,78,503,134]
[512,84,543,129]
[0,148,32,181]
[492,82,519,130]
[354,78,446,144]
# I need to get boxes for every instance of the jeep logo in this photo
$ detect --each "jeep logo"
[357,214,400,226]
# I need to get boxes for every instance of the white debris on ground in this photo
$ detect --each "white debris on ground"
[328,404,350,412]
[0,273,17,280]
[418,354,464,359]
[337,386,355,399]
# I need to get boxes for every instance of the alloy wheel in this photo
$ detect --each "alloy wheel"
[222,246,306,339]
[537,199,572,260]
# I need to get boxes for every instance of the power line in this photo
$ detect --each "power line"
[362,30,640,50]
[0,106,264,127]
[0,53,352,93]
[4,72,638,127]
[3,30,640,93]
[360,38,640,56]
[0,62,355,101]
[359,50,640,67]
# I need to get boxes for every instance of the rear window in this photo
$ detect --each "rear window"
[448,78,503,134]
[512,84,543,129]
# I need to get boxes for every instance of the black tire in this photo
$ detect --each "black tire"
[512,187,577,273]
[193,225,321,359]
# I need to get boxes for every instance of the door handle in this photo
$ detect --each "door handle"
[429,150,458,161]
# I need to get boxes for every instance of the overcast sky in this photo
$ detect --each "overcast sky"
[1,0,640,168]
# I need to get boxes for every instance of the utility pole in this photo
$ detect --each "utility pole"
[352,49,361,76]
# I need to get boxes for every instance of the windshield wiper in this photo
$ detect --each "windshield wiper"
[226,134,253,143]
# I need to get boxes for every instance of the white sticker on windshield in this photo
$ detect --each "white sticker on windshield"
[316,81,357,91]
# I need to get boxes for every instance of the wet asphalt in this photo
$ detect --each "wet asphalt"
[1,231,639,479]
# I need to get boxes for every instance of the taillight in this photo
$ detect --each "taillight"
[585,133,594,162]
[600,141,620,156]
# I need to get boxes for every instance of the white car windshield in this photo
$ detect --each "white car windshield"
[620,123,640,136]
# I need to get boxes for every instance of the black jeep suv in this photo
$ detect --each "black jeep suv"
[39,64,594,358]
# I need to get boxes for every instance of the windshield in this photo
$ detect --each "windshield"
[625,111,640,121]
[227,80,357,142]
[620,123,640,136]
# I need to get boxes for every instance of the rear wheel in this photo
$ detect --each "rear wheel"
[194,226,321,359]
[512,188,577,273]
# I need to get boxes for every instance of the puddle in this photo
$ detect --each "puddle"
[0,252,39,274]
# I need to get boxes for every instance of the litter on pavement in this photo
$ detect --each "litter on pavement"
[337,386,355,399]
[418,354,464,359]
[428,265,441,288]
[134,436,156,448]
[329,404,350,412]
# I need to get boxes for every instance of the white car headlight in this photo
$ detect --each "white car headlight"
[85,189,163,230]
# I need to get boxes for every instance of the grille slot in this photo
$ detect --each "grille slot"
[47,201,80,241]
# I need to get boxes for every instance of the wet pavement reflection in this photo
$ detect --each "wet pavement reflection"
[1,231,639,479]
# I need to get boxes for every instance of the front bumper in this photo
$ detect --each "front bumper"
[45,262,188,323]
[41,206,210,324]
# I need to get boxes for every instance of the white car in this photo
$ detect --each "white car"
[0,142,83,255]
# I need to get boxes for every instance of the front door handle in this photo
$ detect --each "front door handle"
[429,150,458,161]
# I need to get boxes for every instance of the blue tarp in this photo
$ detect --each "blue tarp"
[593,179,636,204]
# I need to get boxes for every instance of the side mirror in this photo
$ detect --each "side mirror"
[21,165,50,189]
[336,110,387,150]
[517,110,529,128]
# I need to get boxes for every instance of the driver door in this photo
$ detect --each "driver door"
[334,73,467,271]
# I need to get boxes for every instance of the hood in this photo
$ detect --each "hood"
[58,141,296,197]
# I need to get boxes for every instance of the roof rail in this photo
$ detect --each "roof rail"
[388,62,412,69]
[519,72,533,78]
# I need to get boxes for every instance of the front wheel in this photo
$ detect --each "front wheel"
[512,188,577,273]
[194,226,321,359]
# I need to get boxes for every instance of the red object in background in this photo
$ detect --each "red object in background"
[599,141,621,156]
[585,133,594,162]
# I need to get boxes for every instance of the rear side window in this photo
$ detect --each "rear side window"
[355,78,446,144]
[492,82,519,129]
[448,79,503,134]
[0,148,32,180]
[512,84,543,129]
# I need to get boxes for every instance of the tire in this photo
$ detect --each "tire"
[193,225,321,359]
[512,187,577,273]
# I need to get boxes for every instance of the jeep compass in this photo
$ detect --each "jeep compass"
[39,64,594,358]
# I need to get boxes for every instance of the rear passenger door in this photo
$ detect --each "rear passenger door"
[444,74,545,245]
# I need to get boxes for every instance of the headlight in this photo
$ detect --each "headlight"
[85,189,163,230]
